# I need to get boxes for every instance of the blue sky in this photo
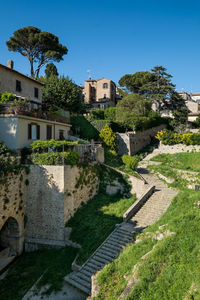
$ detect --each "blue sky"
[0,0,200,92]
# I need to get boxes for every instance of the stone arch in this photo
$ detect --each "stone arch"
[0,217,23,255]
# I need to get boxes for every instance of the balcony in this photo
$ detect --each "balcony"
[0,103,70,125]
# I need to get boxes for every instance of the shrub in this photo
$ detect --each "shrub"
[105,149,118,161]
[122,155,139,170]
[156,129,200,145]
[90,109,105,120]
[30,139,84,153]
[104,107,116,122]
[0,92,15,103]
[99,124,117,151]
[31,151,79,165]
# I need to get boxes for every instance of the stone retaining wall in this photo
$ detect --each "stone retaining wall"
[25,164,99,251]
[0,171,27,255]
[117,124,166,155]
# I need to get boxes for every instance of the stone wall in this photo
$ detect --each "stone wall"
[0,171,27,255]
[117,124,166,155]
[25,164,99,250]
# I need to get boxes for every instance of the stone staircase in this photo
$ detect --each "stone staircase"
[65,223,136,295]
[65,167,178,296]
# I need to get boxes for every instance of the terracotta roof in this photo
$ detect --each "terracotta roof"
[0,63,44,86]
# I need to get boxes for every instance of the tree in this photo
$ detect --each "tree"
[99,124,117,151]
[6,26,67,78]
[118,66,183,113]
[118,71,154,94]
[116,94,151,129]
[40,75,85,113]
[45,63,58,77]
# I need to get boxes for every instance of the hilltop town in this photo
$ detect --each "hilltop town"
[1,25,200,300]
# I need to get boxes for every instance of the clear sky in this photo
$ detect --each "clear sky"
[0,0,200,92]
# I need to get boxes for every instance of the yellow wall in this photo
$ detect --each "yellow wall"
[18,116,71,148]
[0,66,42,102]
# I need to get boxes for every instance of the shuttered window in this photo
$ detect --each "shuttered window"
[28,124,40,140]
[46,125,52,140]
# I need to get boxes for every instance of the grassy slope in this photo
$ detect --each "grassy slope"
[67,165,136,265]
[67,192,136,265]
[150,152,200,172]
[95,189,200,300]
[0,247,77,300]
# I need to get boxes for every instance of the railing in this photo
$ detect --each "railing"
[0,104,70,124]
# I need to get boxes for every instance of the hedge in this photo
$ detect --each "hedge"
[122,155,139,170]
[31,151,79,165]
[156,129,200,145]
[30,139,86,153]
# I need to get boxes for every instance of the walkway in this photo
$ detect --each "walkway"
[65,166,178,296]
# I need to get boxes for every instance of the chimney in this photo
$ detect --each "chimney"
[8,60,14,70]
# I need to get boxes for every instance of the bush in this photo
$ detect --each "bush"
[90,109,105,120]
[99,124,117,151]
[30,139,84,153]
[105,149,118,161]
[156,129,200,145]
[104,107,116,122]
[0,92,15,103]
[31,151,79,165]
[122,155,139,170]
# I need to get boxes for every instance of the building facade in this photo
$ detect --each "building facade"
[83,77,121,109]
[0,61,71,149]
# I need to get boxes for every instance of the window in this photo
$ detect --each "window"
[46,125,52,140]
[103,83,108,89]
[28,124,40,140]
[16,80,21,92]
[34,88,39,98]
[59,130,64,140]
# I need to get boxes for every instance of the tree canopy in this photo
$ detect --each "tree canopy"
[40,75,85,113]
[45,63,58,78]
[118,66,184,113]
[116,94,152,130]
[6,26,67,78]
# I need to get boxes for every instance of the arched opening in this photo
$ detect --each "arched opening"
[0,217,21,255]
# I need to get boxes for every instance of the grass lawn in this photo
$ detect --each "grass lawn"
[150,152,200,172]
[67,191,136,265]
[95,189,200,300]
[0,247,77,300]
[105,156,140,178]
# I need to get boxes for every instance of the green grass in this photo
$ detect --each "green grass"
[95,189,200,300]
[67,192,136,265]
[0,247,77,300]
[105,156,140,178]
[150,152,200,172]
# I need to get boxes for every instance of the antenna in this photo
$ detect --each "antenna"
[87,69,91,79]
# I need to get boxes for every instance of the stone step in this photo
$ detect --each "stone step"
[100,245,120,256]
[112,231,133,241]
[69,274,91,289]
[81,268,93,277]
[93,254,112,265]
[103,241,123,251]
[65,277,91,295]
[89,259,104,268]
[96,250,117,260]
[107,237,128,247]
[83,265,98,274]
[74,272,91,284]
[117,227,135,236]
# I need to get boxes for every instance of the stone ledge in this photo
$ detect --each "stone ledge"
[123,185,155,221]
[25,237,81,252]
